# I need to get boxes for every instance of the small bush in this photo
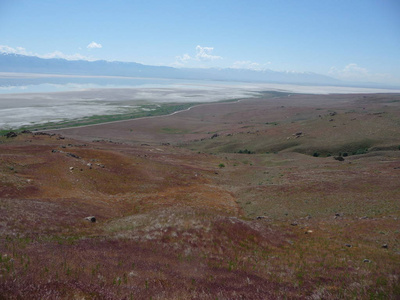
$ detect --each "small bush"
[353,148,368,155]
[218,163,225,168]
[313,152,320,157]
[237,149,255,154]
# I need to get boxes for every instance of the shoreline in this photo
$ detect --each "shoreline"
[2,84,400,133]
[40,97,252,132]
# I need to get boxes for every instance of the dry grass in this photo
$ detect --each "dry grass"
[1,92,400,299]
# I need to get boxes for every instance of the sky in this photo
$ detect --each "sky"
[0,0,399,85]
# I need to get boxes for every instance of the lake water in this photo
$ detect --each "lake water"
[1,73,399,129]
[0,75,188,94]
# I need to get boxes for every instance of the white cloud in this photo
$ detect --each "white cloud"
[329,63,368,80]
[172,54,191,67]
[231,60,271,71]
[87,41,102,49]
[0,45,29,55]
[329,63,392,83]
[195,45,222,61]
[0,45,93,61]
[180,53,191,61]
[173,45,222,67]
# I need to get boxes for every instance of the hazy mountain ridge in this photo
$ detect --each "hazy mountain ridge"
[0,52,342,86]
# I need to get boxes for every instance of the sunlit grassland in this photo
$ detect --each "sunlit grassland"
[1,92,400,298]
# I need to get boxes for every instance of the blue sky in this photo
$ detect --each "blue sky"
[0,0,399,84]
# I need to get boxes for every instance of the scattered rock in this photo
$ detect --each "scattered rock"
[334,213,343,219]
[290,222,298,226]
[128,271,138,277]
[329,112,337,116]
[5,131,18,138]
[21,130,32,134]
[211,133,219,139]
[334,156,345,161]
[87,163,92,169]
[256,216,267,220]
[66,153,81,159]
[85,216,96,223]
[69,167,74,171]
[382,244,388,249]
[51,149,60,153]
[363,259,371,263]
[293,132,303,137]
[345,244,352,248]
[34,132,53,136]
[305,215,312,220]
[305,230,313,234]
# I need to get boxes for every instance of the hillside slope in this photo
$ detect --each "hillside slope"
[1,92,400,298]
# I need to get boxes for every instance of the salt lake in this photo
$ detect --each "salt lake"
[1,73,399,129]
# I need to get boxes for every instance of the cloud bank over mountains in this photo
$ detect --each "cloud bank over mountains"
[0,44,397,88]
[0,42,103,61]
[329,63,393,84]
[175,45,222,67]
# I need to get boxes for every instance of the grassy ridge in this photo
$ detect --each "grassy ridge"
[1,132,399,299]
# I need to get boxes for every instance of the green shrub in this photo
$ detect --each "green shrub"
[353,148,368,155]
[237,149,255,154]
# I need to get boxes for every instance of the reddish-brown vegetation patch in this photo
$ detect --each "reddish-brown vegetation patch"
[1,93,400,298]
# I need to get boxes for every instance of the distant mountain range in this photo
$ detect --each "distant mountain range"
[0,52,351,86]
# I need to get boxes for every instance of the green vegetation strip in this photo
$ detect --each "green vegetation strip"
[0,102,202,134]
[0,91,291,135]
